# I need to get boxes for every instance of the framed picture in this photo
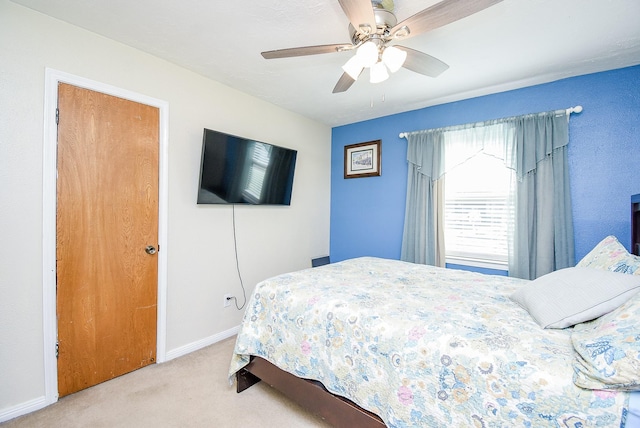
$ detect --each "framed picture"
[344,140,381,179]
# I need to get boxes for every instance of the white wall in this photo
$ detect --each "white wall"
[0,0,331,419]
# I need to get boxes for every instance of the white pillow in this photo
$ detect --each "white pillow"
[509,267,640,328]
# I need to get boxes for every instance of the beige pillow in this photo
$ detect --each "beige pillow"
[577,235,640,275]
[510,267,640,328]
[572,291,640,391]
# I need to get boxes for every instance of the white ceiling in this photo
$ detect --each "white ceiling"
[12,0,640,127]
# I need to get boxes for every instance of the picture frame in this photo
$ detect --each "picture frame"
[344,140,381,179]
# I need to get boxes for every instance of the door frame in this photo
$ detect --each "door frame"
[42,68,169,405]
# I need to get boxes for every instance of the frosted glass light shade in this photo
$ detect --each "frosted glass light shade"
[370,61,389,83]
[382,46,407,73]
[342,55,364,80]
[356,41,379,68]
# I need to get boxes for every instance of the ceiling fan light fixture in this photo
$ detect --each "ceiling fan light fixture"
[342,55,364,80]
[356,41,380,68]
[370,61,389,83]
[381,46,407,73]
[261,0,503,94]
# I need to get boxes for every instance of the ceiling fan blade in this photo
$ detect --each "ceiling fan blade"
[332,72,357,93]
[390,0,503,41]
[395,46,449,78]
[262,44,353,59]
[337,0,377,35]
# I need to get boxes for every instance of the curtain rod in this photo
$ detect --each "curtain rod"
[398,105,583,139]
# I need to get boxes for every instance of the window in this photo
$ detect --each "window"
[243,143,271,203]
[402,111,572,275]
[443,151,514,269]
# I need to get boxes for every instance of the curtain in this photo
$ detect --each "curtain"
[400,110,574,280]
[400,130,444,265]
[508,111,574,279]
[262,148,295,204]
[433,177,446,267]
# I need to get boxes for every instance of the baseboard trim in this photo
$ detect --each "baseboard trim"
[0,396,49,424]
[165,325,241,361]
[0,325,241,423]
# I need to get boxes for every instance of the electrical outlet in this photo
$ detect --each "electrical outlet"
[224,294,233,308]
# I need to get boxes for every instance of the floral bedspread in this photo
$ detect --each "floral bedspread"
[229,257,629,427]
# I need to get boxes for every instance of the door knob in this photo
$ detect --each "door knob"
[145,245,157,255]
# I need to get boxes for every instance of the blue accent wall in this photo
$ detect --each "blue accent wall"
[331,65,640,266]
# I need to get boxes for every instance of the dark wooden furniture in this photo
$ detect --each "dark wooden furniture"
[312,255,330,268]
[633,194,640,256]
[237,356,386,427]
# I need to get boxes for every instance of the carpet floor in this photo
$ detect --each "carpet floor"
[2,336,331,427]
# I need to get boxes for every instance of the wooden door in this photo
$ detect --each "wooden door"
[56,83,159,397]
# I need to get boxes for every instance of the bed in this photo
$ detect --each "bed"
[229,237,640,427]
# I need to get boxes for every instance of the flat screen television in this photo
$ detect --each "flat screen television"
[197,128,297,205]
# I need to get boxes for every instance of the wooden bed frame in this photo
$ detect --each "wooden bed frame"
[236,356,386,427]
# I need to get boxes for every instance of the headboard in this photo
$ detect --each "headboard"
[632,194,640,256]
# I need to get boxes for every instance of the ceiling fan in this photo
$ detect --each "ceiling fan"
[261,0,503,93]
